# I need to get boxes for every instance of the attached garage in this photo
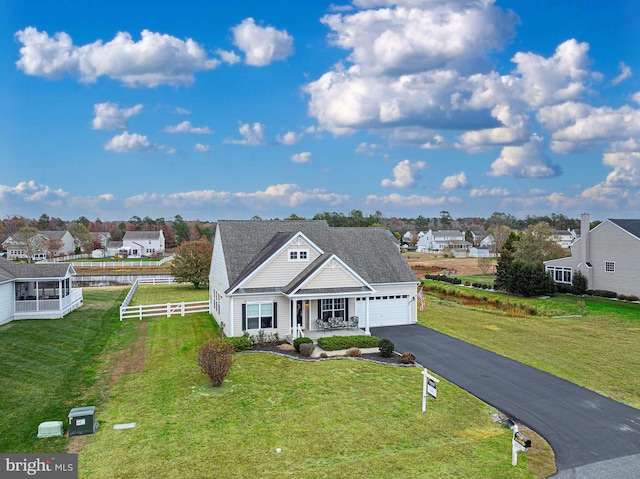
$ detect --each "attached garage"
[356,294,411,327]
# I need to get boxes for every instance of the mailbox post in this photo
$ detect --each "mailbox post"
[511,425,531,466]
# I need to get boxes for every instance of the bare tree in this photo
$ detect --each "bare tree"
[477,258,494,275]
[487,224,511,255]
[18,227,48,262]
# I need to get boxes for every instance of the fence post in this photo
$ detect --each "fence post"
[139,305,143,320]
[167,303,171,318]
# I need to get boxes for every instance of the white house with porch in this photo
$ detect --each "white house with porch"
[0,258,83,325]
[121,230,165,257]
[209,220,419,341]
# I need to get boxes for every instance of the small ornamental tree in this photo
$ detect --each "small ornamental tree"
[170,240,213,289]
[198,339,234,387]
[571,270,588,295]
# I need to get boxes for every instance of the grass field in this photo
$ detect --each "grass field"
[130,283,209,305]
[0,285,553,478]
[0,287,128,453]
[79,312,552,479]
[420,286,640,408]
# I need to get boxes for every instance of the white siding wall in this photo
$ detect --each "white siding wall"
[304,261,361,289]
[0,282,15,326]
[244,241,320,289]
[585,222,640,296]
[209,233,231,335]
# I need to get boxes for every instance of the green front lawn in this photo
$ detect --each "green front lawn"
[0,286,553,478]
[79,312,551,478]
[131,283,209,305]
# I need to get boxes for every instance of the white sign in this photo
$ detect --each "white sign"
[421,368,440,412]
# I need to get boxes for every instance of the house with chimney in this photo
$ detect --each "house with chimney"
[544,213,640,297]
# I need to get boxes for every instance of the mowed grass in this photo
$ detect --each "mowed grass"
[0,287,129,453]
[130,283,209,305]
[79,309,552,478]
[419,292,640,408]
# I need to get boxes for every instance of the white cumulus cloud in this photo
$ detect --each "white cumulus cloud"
[91,102,143,130]
[232,18,294,66]
[291,151,312,163]
[15,27,219,87]
[104,131,152,153]
[224,122,265,146]
[194,143,211,152]
[612,61,632,86]
[163,120,212,134]
[489,134,561,178]
[381,159,426,188]
[441,171,469,190]
[277,131,303,145]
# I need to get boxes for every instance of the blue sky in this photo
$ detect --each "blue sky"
[1,0,638,222]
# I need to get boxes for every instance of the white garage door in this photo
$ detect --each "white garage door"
[355,294,410,327]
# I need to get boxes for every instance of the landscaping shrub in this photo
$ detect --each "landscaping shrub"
[227,336,252,352]
[251,330,280,346]
[587,289,617,299]
[299,342,315,357]
[617,294,639,302]
[424,274,462,284]
[571,270,588,295]
[627,295,639,302]
[317,335,379,351]
[319,352,329,358]
[198,339,234,387]
[378,338,395,358]
[401,352,416,364]
[346,347,362,358]
[293,337,313,352]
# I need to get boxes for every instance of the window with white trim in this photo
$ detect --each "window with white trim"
[246,303,273,329]
[321,298,345,320]
[288,249,309,261]
[546,266,572,284]
[605,261,615,272]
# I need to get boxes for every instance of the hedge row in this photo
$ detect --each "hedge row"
[424,274,462,284]
[317,335,380,351]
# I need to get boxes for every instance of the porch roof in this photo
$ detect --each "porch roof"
[0,258,74,280]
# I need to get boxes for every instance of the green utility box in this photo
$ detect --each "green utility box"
[38,421,64,438]
[68,406,97,436]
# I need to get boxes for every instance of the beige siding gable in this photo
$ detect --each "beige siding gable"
[244,236,321,289]
[303,258,363,289]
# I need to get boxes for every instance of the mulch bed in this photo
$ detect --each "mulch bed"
[244,343,419,367]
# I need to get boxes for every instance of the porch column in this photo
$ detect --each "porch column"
[290,299,294,337]
[365,297,370,334]
[36,280,40,311]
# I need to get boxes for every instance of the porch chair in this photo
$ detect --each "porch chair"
[348,316,359,329]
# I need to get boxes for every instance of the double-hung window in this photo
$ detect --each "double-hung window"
[246,303,273,330]
[605,261,615,273]
[321,298,345,320]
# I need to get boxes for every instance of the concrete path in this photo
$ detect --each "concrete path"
[372,325,640,478]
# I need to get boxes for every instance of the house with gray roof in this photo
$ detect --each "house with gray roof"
[210,220,419,340]
[0,258,83,325]
[2,230,75,260]
[545,213,640,297]
[121,230,165,257]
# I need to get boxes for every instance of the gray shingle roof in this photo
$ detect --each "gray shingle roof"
[0,258,74,280]
[609,219,640,239]
[123,231,162,240]
[218,220,418,292]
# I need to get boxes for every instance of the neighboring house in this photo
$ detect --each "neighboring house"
[210,220,419,340]
[402,231,415,244]
[106,241,123,257]
[0,258,83,325]
[551,229,577,249]
[470,230,488,247]
[121,230,165,257]
[417,229,470,252]
[91,232,111,248]
[2,230,75,260]
[479,235,495,250]
[545,213,640,297]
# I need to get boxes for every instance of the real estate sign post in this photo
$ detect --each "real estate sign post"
[421,368,440,412]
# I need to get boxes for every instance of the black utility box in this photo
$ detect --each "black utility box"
[68,406,97,436]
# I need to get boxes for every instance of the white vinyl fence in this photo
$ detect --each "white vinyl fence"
[119,276,210,321]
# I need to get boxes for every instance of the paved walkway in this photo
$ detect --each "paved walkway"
[372,325,640,478]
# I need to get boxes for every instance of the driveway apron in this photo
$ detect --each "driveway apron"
[372,325,640,475]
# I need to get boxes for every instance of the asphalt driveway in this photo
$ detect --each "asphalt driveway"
[372,325,640,477]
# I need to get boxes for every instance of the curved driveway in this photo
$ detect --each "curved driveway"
[372,325,640,477]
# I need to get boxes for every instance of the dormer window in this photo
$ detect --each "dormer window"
[289,249,309,261]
